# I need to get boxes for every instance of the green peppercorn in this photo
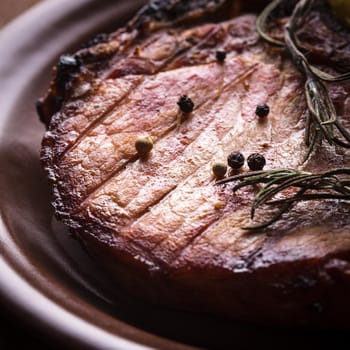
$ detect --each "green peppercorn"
[177,95,194,113]
[247,153,266,170]
[135,135,153,156]
[227,151,245,169]
[212,161,227,178]
[255,103,270,118]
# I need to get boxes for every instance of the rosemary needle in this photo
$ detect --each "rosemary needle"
[216,168,350,230]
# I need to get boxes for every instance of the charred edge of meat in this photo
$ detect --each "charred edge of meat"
[128,0,227,31]
[80,33,110,49]
[36,98,47,125]
[55,54,82,91]
[36,54,82,127]
[36,97,63,126]
[130,0,274,32]
[37,0,230,127]
[35,0,273,128]
[37,41,115,128]
[36,0,273,127]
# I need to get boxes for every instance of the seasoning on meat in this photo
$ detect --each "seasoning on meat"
[216,50,226,63]
[255,103,269,118]
[212,161,227,178]
[247,153,266,170]
[177,95,194,113]
[227,151,245,169]
[135,135,153,156]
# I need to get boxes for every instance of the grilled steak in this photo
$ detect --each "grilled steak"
[38,0,350,328]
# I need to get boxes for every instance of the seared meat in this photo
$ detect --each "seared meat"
[38,0,350,327]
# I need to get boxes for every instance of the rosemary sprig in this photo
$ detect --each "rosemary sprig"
[257,0,350,161]
[217,168,350,230]
[256,0,285,47]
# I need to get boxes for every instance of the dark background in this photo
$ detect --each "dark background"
[0,302,61,349]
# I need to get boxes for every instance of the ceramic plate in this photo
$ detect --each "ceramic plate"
[0,1,347,349]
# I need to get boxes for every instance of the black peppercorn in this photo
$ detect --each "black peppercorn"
[177,95,194,113]
[227,152,245,169]
[216,50,226,62]
[247,153,266,171]
[255,103,270,118]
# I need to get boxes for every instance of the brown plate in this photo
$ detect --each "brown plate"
[0,0,348,349]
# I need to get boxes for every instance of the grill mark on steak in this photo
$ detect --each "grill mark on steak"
[86,61,264,233]
[105,30,184,79]
[74,62,225,207]
[71,24,221,154]
[42,16,261,216]
[58,62,230,212]
[160,209,227,265]
[107,61,306,263]
[74,67,304,266]
[58,77,145,159]
[180,91,306,268]
[169,206,267,270]
[67,54,306,267]
[85,60,259,219]
[46,30,184,159]
[105,22,221,79]
[124,63,258,213]
[165,24,227,70]
[42,78,142,166]
[48,16,258,165]
[173,201,350,273]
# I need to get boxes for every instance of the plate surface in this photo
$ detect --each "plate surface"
[0,1,348,349]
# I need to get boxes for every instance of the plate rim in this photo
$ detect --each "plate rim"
[0,1,194,349]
